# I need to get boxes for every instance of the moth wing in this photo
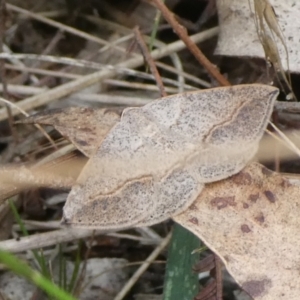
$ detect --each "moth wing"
[63,84,279,229]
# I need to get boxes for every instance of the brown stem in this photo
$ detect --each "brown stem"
[150,0,231,87]
[214,255,223,300]
[133,26,167,97]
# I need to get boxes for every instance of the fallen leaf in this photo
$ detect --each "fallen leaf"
[62,84,278,229]
[174,163,300,300]
[21,107,121,157]
[215,0,300,73]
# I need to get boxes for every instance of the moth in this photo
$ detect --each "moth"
[52,84,278,230]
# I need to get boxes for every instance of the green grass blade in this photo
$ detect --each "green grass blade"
[149,0,164,51]
[68,241,82,293]
[8,200,51,278]
[0,249,77,300]
[163,224,200,300]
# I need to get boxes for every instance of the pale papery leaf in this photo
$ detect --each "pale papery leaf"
[62,84,278,229]
[215,0,300,72]
[174,162,300,300]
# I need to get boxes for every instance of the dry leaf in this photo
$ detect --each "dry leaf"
[21,107,121,157]
[216,0,300,73]
[174,163,300,300]
[62,84,278,229]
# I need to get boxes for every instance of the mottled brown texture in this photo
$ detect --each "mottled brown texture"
[231,171,252,185]
[175,163,300,300]
[189,217,199,225]
[255,213,265,225]
[249,193,260,202]
[263,190,276,203]
[242,279,272,298]
[210,196,236,209]
[243,202,250,209]
[241,224,251,233]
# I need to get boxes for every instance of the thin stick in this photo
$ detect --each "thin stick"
[3,44,39,83]
[269,122,300,158]
[0,84,152,105]
[214,255,223,300]
[104,79,184,93]
[0,97,57,149]
[134,26,167,97]
[6,4,111,47]
[150,0,230,86]
[0,53,106,69]
[1,54,197,90]
[5,63,79,79]
[155,61,210,88]
[0,228,103,253]
[114,232,172,300]
[84,14,187,91]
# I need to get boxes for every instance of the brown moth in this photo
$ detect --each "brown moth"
[62,84,279,229]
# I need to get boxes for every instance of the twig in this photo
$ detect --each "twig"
[268,122,300,158]
[3,44,39,83]
[155,61,210,88]
[5,63,79,80]
[214,255,223,300]
[104,79,184,93]
[0,84,152,106]
[0,228,102,253]
[114,232,172,300]
[12,29,64,86]
[134,26,167,97]
[84,14,188,91]
[6,4,111,47]
[150,0,230,86]
[0,28,218,121]
[1,54,197,90]
[0,97,57,149]
[0,53,106,69]
[275,101,300,112]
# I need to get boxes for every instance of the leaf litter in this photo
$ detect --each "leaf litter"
[1,1,300,299]
[174,163,300,300]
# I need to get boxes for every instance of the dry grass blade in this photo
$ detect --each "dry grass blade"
[250,0,294,98]
[114,232,172,300]
[0,96,57,149]
[0,228,102,253]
